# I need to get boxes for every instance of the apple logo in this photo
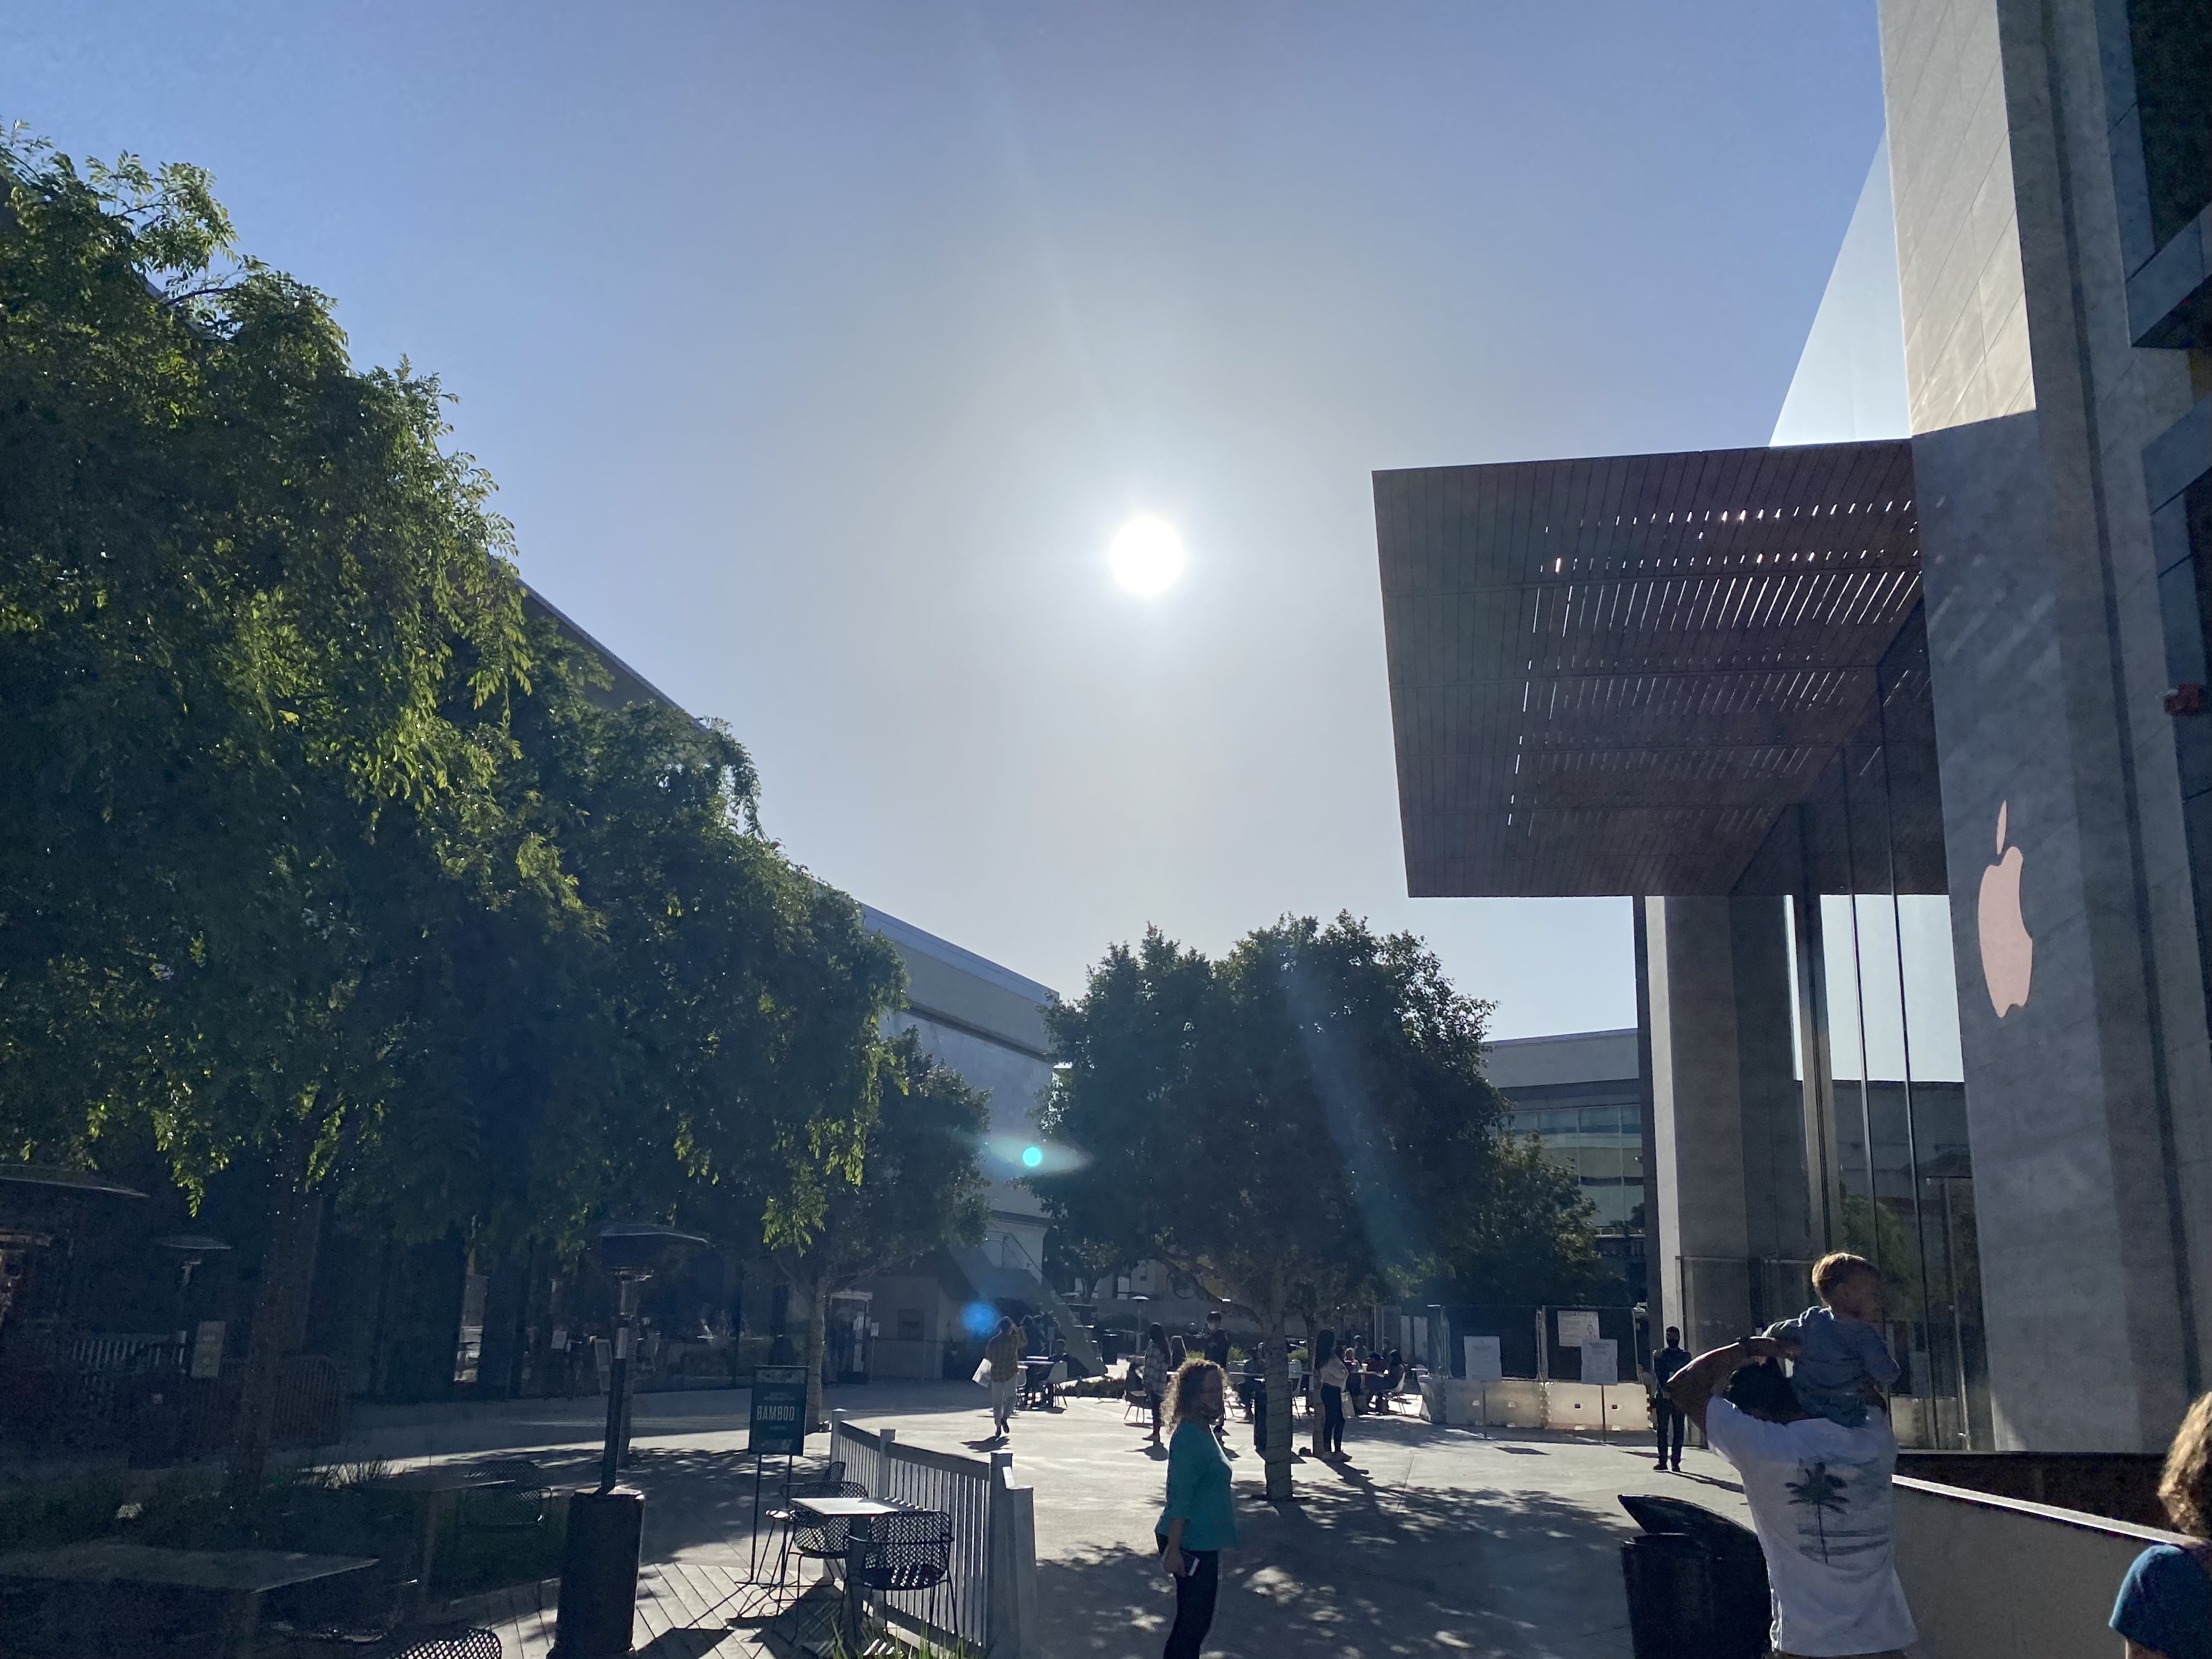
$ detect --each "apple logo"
[1977,800,2033,1018]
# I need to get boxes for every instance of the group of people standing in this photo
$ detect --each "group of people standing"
[1131,1315,1405,1462]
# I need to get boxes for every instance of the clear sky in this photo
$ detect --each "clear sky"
[5,3,1885,1035]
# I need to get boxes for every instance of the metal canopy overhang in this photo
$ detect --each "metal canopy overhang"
[1375,440,1922,898]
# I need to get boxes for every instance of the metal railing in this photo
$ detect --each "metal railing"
[830,1412,1037,1658]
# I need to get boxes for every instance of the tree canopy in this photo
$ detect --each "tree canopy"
[1037,913,1602,1497]
[0,137,986,1480]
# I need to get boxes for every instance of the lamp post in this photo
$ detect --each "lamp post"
[551,1223,706,1659]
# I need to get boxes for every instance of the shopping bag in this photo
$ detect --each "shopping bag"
[972,1357,992,1386]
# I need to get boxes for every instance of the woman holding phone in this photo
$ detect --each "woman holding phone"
[1156,1358,1237,1659]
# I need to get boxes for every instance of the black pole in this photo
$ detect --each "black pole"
[600,1277,638,1492]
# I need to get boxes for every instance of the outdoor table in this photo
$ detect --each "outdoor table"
[790,1494,904,1653]
[381,1464,521,1609]
[0,1540,377,1658]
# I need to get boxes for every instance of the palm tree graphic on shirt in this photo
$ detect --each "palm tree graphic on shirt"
[1787,1462,1851,1561]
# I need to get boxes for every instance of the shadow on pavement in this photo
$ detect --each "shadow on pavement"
[1038,1478,1634,1659]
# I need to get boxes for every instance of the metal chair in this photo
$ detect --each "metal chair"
[854,1508,955,1644]
[1020,1358,1054,1409]
[1121,1378,1156,1428]
[379,1626,503,1659]
[456,1458,549,1531]
[766,1466,869,1603]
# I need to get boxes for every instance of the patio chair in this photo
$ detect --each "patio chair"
[854,1508,955,1644]
[456,1458,549,1532]
[765,1464,869,1603]
[378,1626,503,1659]
[1019,1358,1054,1410]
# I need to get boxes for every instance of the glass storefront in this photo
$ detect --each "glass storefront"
[1735,603,1993,1449]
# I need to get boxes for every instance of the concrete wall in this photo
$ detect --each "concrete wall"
[1484,1029,1640,1091]
[1646,897,1819,1353]
[1880,0,2212,1449]
[1893,1475,2191,1658]
[866,905,1057,1249]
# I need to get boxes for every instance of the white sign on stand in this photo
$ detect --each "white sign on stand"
[1463,1336,1502,1382]
[1556,1308,1602,1348]
[1579,1338,1618,1386]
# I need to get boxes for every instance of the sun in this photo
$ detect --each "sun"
[1109,516,1186,597]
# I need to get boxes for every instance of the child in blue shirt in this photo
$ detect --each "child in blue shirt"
[1764,1252,1900,1429]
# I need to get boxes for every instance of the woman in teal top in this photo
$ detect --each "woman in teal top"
[1157,1358,1237,1659]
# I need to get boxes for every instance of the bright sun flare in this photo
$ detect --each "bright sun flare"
[1109,516,1185,597]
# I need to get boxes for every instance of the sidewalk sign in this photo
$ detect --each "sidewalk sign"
[1581,1337,1618,1437]
[1579,1338,1618,1386]
[749,1364,808,1455]
[1463,1336,1502,1430]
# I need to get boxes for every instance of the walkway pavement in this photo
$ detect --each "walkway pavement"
[345,1382,1752,1659]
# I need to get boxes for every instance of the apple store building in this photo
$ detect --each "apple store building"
[1372,0,2212,1460]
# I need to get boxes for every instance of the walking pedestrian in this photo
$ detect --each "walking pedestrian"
[1303,1328,1333,1456]
[1316,1342,1349,1459]
[1201,1311,1233,1442]
[986,1316,1024,1438]
[1202,1310,1231,1366]
[1650,1325,1690,1472]
[1141,1323,1172,1447]
[1157,1359,1238,1659]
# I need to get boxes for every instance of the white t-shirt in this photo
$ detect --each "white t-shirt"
[1702,1398,1916,1658]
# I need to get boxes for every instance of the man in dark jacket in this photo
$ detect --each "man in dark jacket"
[1650,1326,1692,1471]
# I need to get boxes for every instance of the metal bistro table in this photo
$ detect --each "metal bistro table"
[0,1540,378,1658]
[381,1464,523,1610]
[789,1494,905,1654]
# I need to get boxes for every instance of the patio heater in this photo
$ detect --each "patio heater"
[551,1221,706,1659]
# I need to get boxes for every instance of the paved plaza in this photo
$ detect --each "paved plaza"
[346,1381,1751,1659]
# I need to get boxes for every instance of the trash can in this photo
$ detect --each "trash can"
[1618,1494,1769,1659]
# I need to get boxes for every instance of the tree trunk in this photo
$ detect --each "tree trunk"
[1261,1304,1295,1502]
[804,1275,830,1433]
[228,1164,325,1495]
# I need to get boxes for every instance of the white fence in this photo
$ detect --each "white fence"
[830,1412,1038,1659]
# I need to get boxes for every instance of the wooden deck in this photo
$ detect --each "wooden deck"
[448,1560,808,1658]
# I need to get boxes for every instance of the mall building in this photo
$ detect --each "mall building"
[1378,0,2210,1451]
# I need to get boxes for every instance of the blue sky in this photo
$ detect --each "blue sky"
[6,3,1885,1034]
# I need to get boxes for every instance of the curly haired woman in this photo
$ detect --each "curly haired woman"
[1155,1357,1238,1659]
[2112,1390,2211,1659]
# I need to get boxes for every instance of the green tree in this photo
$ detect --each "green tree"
[0,139,567,1489]
[770,1031,989,1424]
[1038,915,1600,1499]
[667,876,908,1433]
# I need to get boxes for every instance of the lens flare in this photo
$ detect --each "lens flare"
[985,1134,1087,1177]
[961,1301,1000,1338]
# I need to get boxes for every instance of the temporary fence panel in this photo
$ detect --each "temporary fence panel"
[831,1414,1038,1659]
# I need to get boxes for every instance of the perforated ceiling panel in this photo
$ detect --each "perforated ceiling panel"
[1375,440,1921,897]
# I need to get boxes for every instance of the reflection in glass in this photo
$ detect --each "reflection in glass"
[1735,602,1992,1447]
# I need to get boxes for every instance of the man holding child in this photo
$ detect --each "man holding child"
[1666,1252,1916,1659]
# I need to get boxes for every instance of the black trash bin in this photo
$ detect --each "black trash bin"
[1618,1495,1769,1659]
